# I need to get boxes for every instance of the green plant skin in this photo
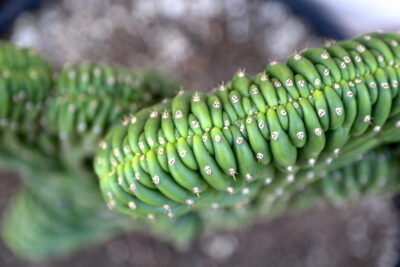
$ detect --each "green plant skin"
[0,42,54,169]
[41,63,180,176]
[95,32,400,221]
[0,44,184,261]
[258,147,400,217]
[1,170,132,260]
[3,32,400,261]
[2,167,204,260]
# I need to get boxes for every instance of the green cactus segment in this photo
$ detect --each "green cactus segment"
[149,212,204,248]
[2,168,204,260]
[1,171,133,260]
[95,32,400,220]
[310,150,397,202]
[44,64,178,150]
[0,56,185,259]
[193,147,399,234]
[41,63,179,174]
[0,42,52,162]
[263,148,400,215]
[0,43,51,127]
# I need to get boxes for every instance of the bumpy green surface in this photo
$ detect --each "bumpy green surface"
[2,170,131,260]
[95,32,400,220]
[2,170,202,260]
[0,42,52,167]
[3,32,400,261]
[44,64,172,144]
[254,146,400,217]
[41,63,179,173]
[0,45,182,260]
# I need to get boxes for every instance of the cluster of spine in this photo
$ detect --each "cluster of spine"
[95,32,400,220]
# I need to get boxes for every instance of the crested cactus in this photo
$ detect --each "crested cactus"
[1,32,400,261]
[94,32,400,221]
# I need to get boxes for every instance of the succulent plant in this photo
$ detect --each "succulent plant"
[255,146,400,217]
[0,43,182,259]
[42,63,179,173]
[2,32,400,261]
[0,43,52,168]
[95,32,400,222]
[1,170,131,260]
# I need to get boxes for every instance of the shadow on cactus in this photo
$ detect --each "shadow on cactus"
[2,32,400,261]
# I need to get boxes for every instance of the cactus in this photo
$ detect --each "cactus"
[1,170,131,260]
[95,32,400,221]
[2,32,400,261]
[44,63,177,147]
[0,43,182,259]
[2,168,203,259]
[0,43,52,168]
[42,63,179,173]
[268,147,400,215]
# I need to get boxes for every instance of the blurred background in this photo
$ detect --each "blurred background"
[0,0,400,266]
